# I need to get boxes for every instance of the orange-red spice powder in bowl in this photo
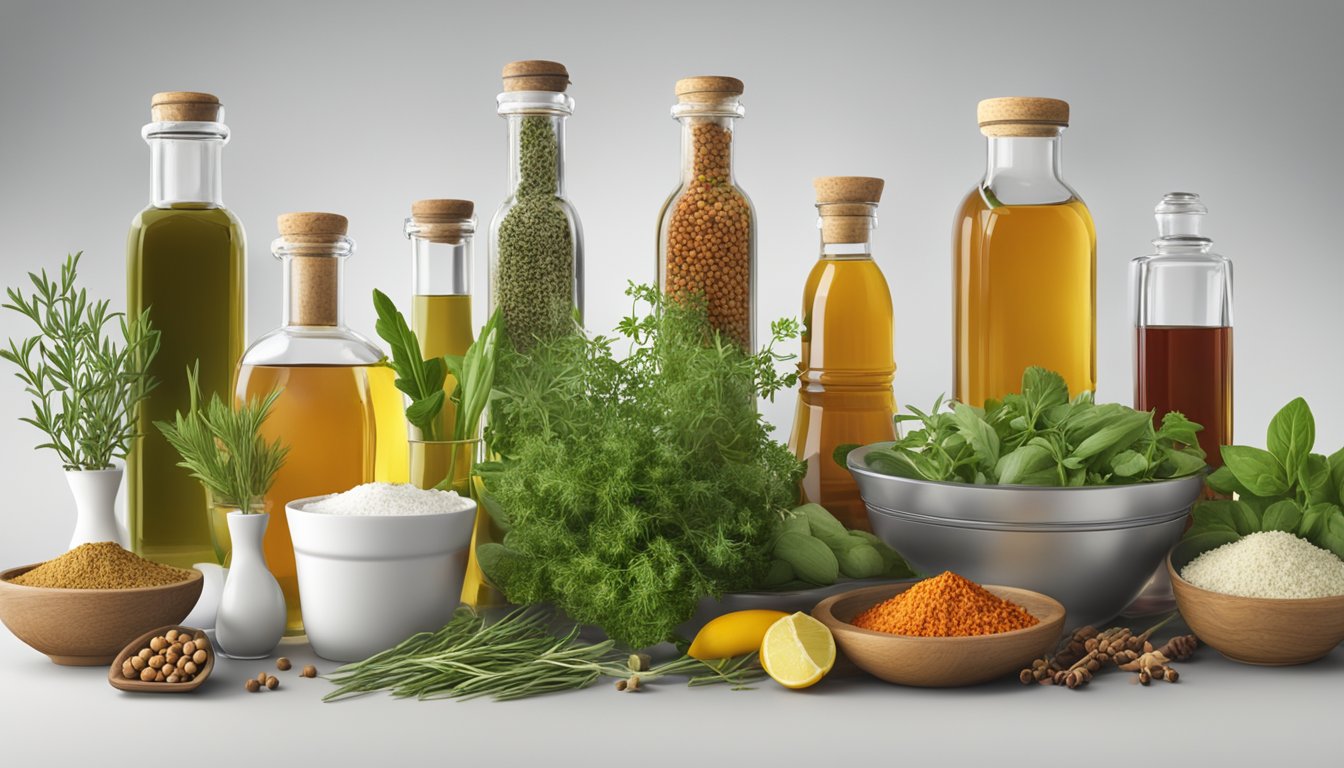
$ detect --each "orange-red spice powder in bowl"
[851,571,1039,637]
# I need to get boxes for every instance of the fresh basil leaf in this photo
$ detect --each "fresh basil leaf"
[1021,366,1069,419]
[1266,397,1313,483]
[1071,410,1152,462]
[866,448,925,480]
[1298,503,1337,540]
[1161,446,1209,479]
[1317,511,1344,562]
[1190,500,1240,534]
[1205,465,1246,495]
[405,389,446,430]
[1299,453,1332,503]
[1180,529,1241,557]
[1111,449,1148,477]
[996,444,1056,485]
[832,443,860,468]
[1221,445,1289,497]
[952,402,1000,469]
[1157,410,1202,448]
[1261,499,1303,532]
[1328,446,1344,505]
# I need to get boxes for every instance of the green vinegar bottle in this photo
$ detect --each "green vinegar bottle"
[127,92,246,568]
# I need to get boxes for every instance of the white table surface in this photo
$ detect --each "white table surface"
[3,620,1338,766]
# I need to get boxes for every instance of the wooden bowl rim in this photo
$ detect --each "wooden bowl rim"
[107,624,215,693]
[1167,552,1344,608]
[0,563,202,596]
[813,581,1066,645]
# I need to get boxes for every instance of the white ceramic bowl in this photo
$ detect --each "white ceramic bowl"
[286,494,478,662]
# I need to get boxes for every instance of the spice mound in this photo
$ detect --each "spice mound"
[851,571,1039,637]
[1180,531,1344,599]
[306,482,472,516]
[7,542,193,589]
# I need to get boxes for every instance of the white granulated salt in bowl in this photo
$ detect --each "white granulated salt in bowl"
[305,482,473,517]
[1180,530,1344,599]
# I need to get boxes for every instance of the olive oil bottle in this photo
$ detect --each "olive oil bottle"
[953,97,1096,405]
[127,92,245,568]
[235,213,382,634]
[788,177,896,532]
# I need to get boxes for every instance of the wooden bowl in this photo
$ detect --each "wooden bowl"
[1168,548,1344,665]
[0,564,203,666]
[812,582,1065,687]
[108,625,214,693]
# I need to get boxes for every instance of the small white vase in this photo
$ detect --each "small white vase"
[215,511,285,659]
[66,468,125,549]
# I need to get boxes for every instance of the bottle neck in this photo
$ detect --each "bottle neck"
[817,203,876,258]
[679,114,738,185]
[148,135,224,208]
[507,113,566,197]
[273,236,352,328]
[408,224,474,296]
[983,134,1069,203]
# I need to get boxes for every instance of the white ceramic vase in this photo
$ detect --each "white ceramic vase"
[66,468,126,549]
[215,511,285,659]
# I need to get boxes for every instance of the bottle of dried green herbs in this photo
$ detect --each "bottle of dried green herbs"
[489,60,584,350]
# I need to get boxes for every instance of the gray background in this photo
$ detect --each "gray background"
[1,1,1341,762]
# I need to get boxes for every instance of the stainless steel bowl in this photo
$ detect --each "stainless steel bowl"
[849,443,1204,629]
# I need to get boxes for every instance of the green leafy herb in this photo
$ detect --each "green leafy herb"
[323,607,763,702]
[476,283,804,649]
[1,252,160,470]
[154,363,288,511]
[859,367,1206,486]
[1183,398,1344,561]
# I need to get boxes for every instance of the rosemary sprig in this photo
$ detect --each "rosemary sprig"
[323,607,763,702]
[1,252,160,470]
[154,363,288,511]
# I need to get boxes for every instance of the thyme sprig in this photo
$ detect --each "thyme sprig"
[323,608,763,702]
[1,252,160,470]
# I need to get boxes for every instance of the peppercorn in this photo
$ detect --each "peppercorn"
[301,665,317,678]
[276,657,292,671]
[265,675,279,690]
[245,678,260,693]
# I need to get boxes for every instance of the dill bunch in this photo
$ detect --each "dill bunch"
[477,284,804,649]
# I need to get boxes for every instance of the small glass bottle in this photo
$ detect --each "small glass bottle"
[1132,192,1233,466]
[657,76,756,351]
[489,60,584,350]
[954,97,1096,405]
[128,91,246,568]
[405,199,496,606]
[234,213,382,634]
[788,177,896,531]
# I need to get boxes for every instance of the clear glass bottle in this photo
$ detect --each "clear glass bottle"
[127,91,246,568]
[954,97,1096,405]
[657,76,756,351]
[234,213,381,634]
[489,60,584,350]
[788,177,896,531]
[1132,192,1233,467]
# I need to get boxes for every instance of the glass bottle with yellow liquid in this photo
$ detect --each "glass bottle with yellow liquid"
[789,177,896,532]
[953,97,1096,405]
[234,213,382,634]
[127,92,245,568]
[404,199,495,606]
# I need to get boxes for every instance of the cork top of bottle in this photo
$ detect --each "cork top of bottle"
[977,97,1069,137]
[502,60,570,92]
[150,91,222,122]
[814,176,885,205]
[675,76,744,104]
[409,199,475,244]
[277,212,349,243]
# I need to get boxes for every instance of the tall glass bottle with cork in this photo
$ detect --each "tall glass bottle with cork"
[405,199,496,606]
[1132,192,1232,467]
[127,91,246,568]
[953,97,1095,405]
[234,213,381,634]
[489,60,584,351]
[657,76,756,351]
[788,177,896,532]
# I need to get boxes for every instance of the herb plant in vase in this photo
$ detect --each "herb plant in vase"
[156,365,288,659]
[1,253,160,550]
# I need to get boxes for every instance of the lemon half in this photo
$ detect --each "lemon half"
[760,611,836,689]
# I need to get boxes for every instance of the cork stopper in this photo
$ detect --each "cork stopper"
[410,199,474,244]
[675,76,744,105]
[277,212,348,326]
[977,97,1070,137]
[502,60,570,92]
[150,91,222,122]
[815,177,883,244]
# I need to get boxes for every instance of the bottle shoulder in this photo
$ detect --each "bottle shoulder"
[240,326,384,368]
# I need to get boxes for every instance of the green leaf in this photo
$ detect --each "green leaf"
[1110,449,1148,478]
[1021,366,1069,421]
[1221,445,1289,497]
[1180,529,1241,557]
[1156,410,1202,448]
[1205,465,1246,496]
[832,443,860,468]
[1261,499,1302,532]
[1299,453,1332,503]
[405,389,446,430]
[865,447,925,479]
[1318,511,1344,562]
[1070,410,1152,462]
[996,444,1056,486]
[1266,397,1314,483]
[952,402,999,469]
[1298,503,1338,540]
[1328,447,1344,505]
[1194,499,1260,536]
